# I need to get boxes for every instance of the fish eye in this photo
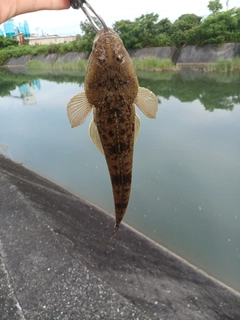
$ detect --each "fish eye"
[116,54,123,62]
[98,55,106,62]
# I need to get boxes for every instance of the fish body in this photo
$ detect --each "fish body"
[86,29,138,233]
[67,29,158,236]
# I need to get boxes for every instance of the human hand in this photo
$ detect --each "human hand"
[0,0,70,24]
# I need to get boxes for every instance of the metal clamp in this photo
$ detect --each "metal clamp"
[70,0,108,31]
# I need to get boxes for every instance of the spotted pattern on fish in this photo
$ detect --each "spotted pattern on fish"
[66,28,158,237]
[85,29,138,233]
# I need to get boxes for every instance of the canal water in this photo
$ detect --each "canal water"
[0,68,240,292]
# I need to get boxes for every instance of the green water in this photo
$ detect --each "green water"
[0,68,240,293]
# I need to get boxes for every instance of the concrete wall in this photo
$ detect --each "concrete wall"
[177,43,240,63]
[5,52,89,67]
[128,46,176,60]
[128,43,240,63]
[5,55,32,67]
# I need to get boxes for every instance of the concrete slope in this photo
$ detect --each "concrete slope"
[0,155,240,320]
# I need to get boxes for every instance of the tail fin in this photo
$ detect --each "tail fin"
[110,222,120,241]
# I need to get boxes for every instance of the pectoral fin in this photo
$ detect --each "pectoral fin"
[89,118,104,154]
[134,113,140,143]
[67,92,93,128]
[135,87,158,119]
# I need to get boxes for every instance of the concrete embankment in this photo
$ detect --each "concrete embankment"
[128,43,240,64]
[176,42,240,64]
[1,154,240,320]
[3,52,89,68]
[3,43,240,67]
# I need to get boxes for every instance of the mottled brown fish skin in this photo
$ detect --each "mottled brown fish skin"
[85,29,139,233]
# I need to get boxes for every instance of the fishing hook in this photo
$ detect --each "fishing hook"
[70,0,108,32]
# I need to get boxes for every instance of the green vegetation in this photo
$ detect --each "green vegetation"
[132,58,177,71]
[114,7,240,48]
[208,57,240,71]
[208,0,223,14]
[0,36,18,49]
[0,1,239,70]
[114,13,171,48]
[26,60,51,69]
[0,68,85,97]
[78,18,102,52]
[26,57,175,72]
[167,14,202,47]
[186,8,240,45]
[137,69,240,111]
[2,67,240,112]
[0,35,89,65]
[26,59,88,70]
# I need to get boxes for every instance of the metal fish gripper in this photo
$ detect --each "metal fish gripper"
[70,0,108,31]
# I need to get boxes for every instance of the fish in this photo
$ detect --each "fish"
[67,28,158,238]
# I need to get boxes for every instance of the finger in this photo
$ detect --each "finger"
[0,0,70,24]
[15,0,70,14]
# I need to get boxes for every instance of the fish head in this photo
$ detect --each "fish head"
[84,28,138,105]
[92,28,126,67]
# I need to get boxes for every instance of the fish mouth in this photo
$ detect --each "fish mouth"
[70,0,108,32]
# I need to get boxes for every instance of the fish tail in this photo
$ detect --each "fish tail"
[110,206,127,240]
[110,222,120,241]
[110,181,131,239]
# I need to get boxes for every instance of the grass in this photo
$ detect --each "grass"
[26,59,88,70]
[208,57,240,72]
[2,41,240,73]
[0,40,89,66]
[132,57,177,71]
[27,57,175,72]
[3,49,177,72]
[25,60,50,69]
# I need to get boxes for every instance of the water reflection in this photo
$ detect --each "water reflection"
[138,69,240,111]
[10,80,41,105]
[0,68,85,98]
[1,68,240,111]
[0,70,41,105]
[0,68,240,293]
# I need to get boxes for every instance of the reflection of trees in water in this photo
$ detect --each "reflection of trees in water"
[0,69,85,98]
[0,69,25,97]
[1,68,240,111]
[138,70,240,111]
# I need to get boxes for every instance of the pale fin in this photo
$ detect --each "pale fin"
[134,113,140,143]
[67,92,93,128]
[134,87,158,119]
[89,118,104,154]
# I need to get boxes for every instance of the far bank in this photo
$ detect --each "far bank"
[2,43,240,70]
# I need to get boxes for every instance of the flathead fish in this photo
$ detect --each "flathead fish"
[67,28,158,237]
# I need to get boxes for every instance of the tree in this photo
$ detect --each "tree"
[157,18,172,34]
[114,13,167,48]
[208,0,223,15]
[169,14,202,46]
[114,13,168,49]
[187,8,240,45]
[79,18,102,52]
[0,36,18,49]
[113,19,141,49]
[134,13,162,47]
[77,6,240,50]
